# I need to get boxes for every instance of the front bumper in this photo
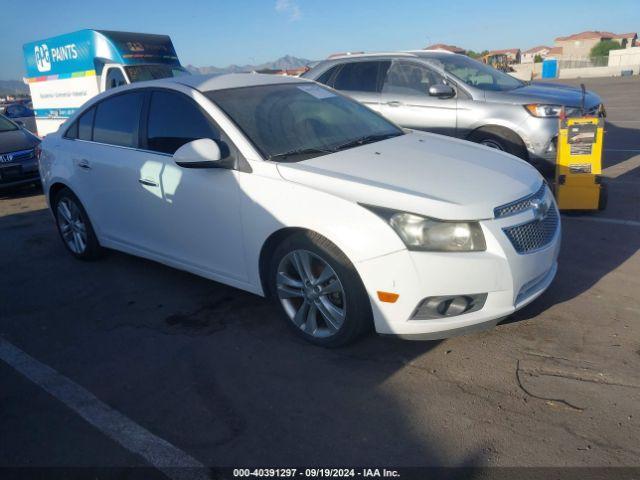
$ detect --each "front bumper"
[519,105,605,177]
[0,153,40,189]
[356,203,561,339]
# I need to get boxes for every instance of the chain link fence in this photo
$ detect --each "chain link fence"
[558,56,610,69]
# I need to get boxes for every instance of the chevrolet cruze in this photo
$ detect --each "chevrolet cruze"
[38,73,560,346]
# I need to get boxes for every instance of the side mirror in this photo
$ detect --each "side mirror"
[428,84,455,99]
[173,138,228,169]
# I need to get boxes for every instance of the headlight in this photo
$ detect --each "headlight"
[366,207,486,252]
[524,104,581,118]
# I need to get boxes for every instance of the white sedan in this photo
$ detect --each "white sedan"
[38,73,560,346]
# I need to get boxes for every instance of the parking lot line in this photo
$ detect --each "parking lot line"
[561,215,640,228]
[0,337,209,480]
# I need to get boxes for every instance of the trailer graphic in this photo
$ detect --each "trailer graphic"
[23,30,188,136]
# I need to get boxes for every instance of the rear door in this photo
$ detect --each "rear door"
[327,61,389,113]
[74,91,149,247]
[379,60,457,136]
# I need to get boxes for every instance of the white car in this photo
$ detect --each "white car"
[38,73,560,347]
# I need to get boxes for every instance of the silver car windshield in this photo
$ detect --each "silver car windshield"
[425,55,524,92]
[206,83,403,162]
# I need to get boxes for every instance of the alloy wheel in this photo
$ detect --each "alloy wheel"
[57,198,87,254]
[480,139,505,151]
[276,249,346,338]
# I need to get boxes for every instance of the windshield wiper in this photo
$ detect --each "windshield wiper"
[268,146,333,161]
[329,132,402,152]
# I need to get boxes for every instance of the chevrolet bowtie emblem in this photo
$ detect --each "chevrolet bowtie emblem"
[530,198,550,221]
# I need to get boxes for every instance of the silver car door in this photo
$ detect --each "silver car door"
[379,60,457,136]
[330,60,389,114]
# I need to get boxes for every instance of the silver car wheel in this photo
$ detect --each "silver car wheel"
[276,249,346,338]
[481,139,505,151]
[57,198,87,254]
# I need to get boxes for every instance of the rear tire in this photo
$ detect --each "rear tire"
[53,188,104,260]
[268,231,372,347]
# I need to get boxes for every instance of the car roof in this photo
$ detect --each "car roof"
[324,50,458,61]
[155,72,311,92]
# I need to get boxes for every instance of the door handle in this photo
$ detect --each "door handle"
[76,159,91,170]
[138,178,158,187]
[386,101,402,107]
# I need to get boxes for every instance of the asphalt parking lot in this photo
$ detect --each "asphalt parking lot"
[1,76,639,475]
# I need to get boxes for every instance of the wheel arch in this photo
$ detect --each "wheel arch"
[258,227,314,298]
[48,181,74,206]
[466,124,529,160]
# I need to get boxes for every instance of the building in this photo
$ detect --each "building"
[485,48,521,64]
[254,67,308,77]
[546,46,563,57]
[521,45,552,63]
[554,31,638,59]
[424,43,466,54]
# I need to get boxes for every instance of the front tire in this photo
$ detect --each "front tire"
[469,128,528,160]
[53,188,103,260]
[268,232,372,347]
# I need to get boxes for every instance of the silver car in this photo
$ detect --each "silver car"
[303,51,604,174]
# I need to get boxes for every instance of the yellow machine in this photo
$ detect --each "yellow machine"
[555,116,606,211]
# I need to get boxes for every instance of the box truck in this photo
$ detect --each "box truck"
[23,30,188,136]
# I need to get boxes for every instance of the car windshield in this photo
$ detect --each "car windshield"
[0,115,18,132]
[425,55,524,92]
[124,65,190,83]
[206,83,403,161]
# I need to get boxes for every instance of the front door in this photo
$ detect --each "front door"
[379,60,457,136]
[134,89,247,282]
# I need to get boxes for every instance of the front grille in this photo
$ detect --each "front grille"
[0,148,34,163]
[494,183,546,218]
[503,206,559,254]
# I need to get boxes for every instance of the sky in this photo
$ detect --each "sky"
[2,0,640,80]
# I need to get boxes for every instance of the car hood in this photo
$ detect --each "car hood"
[484,82,601,109]
[0,128,39,154]
[276,132,543,220]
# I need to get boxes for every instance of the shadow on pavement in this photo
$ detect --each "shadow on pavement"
[0,204,487,468]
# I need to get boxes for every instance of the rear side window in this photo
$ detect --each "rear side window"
[78,107,95,141]
[315,65,340,86]
[333,61,385,93]
[146,90,220,155]
[93,93,144,147]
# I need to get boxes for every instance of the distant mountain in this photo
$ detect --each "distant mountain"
[0,55,314,97]
[0,80,28,96]
[186,55,314,75]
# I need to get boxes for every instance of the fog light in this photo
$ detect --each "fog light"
[411,294,487,320]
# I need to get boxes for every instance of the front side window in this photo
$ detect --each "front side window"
[125,65,189,83]
[93,93,144,147]
[105,68,127,90]
[206,83,402,162]
[333,61,386,93]
[382,61,446,95]
[146,90,220,154]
